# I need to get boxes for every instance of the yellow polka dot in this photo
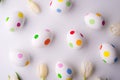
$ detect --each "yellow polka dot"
[96,13,101,17]
[66,78,72,80]
[18,12,24,18]
[58,0,64,2]
[76,40,82,46]
[104,51,110,57]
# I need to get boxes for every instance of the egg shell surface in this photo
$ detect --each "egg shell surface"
[50,0,72,14]
[9,50,30,67]
[55,61,73,80]
[67,29,84,49]
[84,12,105,30]
[32,29,53,48]
[99,43,118,64]
[6,11,25,32]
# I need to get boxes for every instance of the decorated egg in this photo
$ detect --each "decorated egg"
[32,29,53,48]
[66,29,84,49]
[50,0,72,14]
[55,61,73,80]
[9,50,30,67]
[84,12,105,30]
[5,11,25,32]
[99,43,118,64]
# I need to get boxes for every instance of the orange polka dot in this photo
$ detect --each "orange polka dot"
[96,13,101,17]
[44,39,51,45]
[66,77,72,80]
[76,40,82,46]
[25,61,30,66]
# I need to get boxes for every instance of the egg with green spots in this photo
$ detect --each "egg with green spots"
[84,12,105,30]
[55,61,73,80]
[32,29,54,48]
[5,11,25,32]
[9,49,30,67]
[99,43,118,64]
[66,29,85,49]
[50,0,72,14]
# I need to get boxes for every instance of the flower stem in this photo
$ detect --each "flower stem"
[41,77,46,80]
[84,75,86,80]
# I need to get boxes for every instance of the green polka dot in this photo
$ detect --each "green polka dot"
[34,34,39,39]
[6,17,9,22]
[10,28,15,32]
[69,42,73,48]
[103,59,107,63]
[89,19,95,24]
[66,1,71,7]
[58,73,62,78]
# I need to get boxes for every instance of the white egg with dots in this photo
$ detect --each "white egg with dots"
[50,0,72,14]
[84,12,105,30]
[32,29,54,48]
[9,50,30,67]
[55,61,73,80]
[5,11,25,32]
[99,43,118,64]
[66,29,84,49]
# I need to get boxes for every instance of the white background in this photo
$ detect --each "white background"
[0,0,120,80]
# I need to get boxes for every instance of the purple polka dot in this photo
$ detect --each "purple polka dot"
[45,29,50,32]
[102,20,105,26]
[85,13,89,16]
[17,23,21,27]
[18,53,23,59]
[58,63,63,68]
[80,33,84,38]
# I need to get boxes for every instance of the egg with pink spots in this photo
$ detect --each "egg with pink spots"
[50,0,72,14]
[84,12,105,30]
[55,61,73,80]
[9,50,30,67]
[5,11,25,32]
[66,29,84,49]
[32,29,54,48]
[99,43,118,64]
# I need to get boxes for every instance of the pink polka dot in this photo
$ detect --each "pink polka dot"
[58,63,63,68]
[45,29,50,32]
[50,1,52,6]
[18,54,23,59]
[85,13,89,16]
[17,23,21,27]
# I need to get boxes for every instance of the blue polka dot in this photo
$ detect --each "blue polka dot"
[114,57,118,63]
[57,8,62,13]
[111,44,115,48]
[67,68,72,74]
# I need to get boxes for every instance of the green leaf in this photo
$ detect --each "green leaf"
[15,72,21,80]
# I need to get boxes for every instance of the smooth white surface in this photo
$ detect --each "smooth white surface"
[0,0,120,80]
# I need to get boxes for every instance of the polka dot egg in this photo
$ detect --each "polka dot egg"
[50,0,72,14]
[56,61,73,80]
[9,50,30,67]
[99,43,118,64]
[6,11,25,32]
[66,29,84,49]
[84,12,105,30]
[32,29,53,48]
